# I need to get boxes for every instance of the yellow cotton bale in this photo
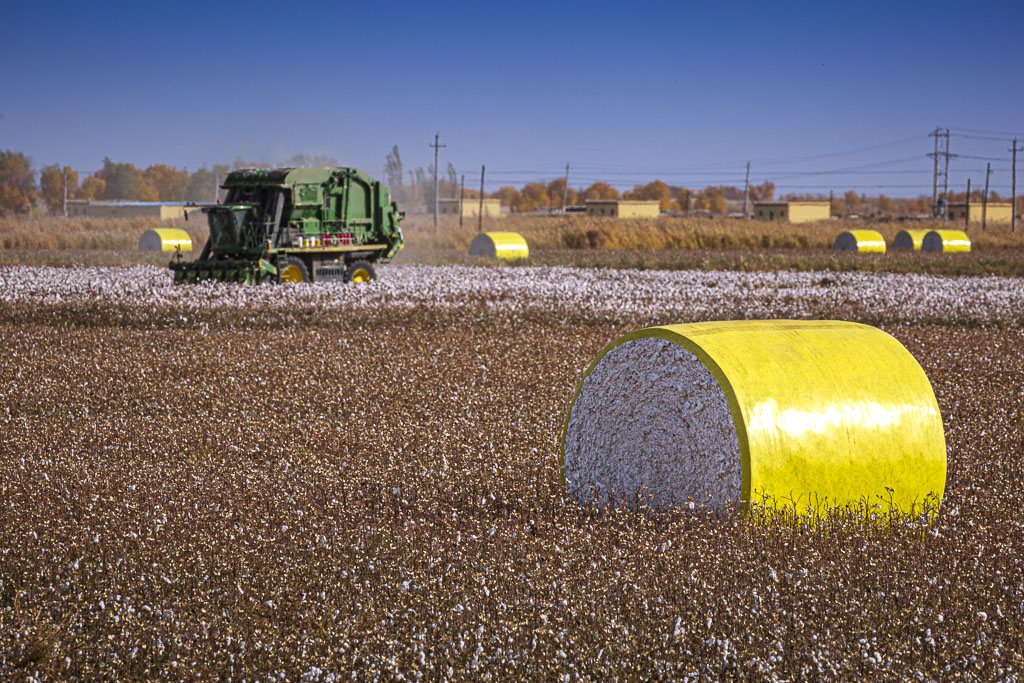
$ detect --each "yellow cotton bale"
[833,230,886,253]
[893,229,929,251]
[139,228,193,252]
[922,229,971,253]
[469,232,529,260]
[561,321,946,516]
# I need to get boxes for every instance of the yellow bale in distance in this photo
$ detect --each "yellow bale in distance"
[139,228,193,252]
[834,230,886,253]
[561,320,947,516]
[893,229,930,251]
[469,232,529,260]
[922,229,971,253]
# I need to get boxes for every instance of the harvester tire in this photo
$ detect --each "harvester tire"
[278,257,310,284]
[344,260,376,284]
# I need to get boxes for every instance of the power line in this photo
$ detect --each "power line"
[950,126,1024,138]
[749,133,925,165]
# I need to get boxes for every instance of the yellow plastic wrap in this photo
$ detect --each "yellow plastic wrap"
[469,232,529,260]
[833,230,886,253]
[139,228,193,252]
[893,229,929,251]
[561,321,946,515]
[922,229,971,253]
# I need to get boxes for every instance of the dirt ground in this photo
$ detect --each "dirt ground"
[1,268,1022,679]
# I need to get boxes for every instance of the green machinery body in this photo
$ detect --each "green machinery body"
[170,167,404,284]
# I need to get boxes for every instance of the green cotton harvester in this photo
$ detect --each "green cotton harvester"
[171,167,404,284]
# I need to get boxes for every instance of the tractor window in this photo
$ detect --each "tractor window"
[208,210,239,248]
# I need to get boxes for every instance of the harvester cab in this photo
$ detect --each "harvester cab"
[170,167,403,284]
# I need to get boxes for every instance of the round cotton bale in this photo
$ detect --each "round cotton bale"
[893,229,929,251]
[922,229,971,253]
[139,228,193,252]
[468,232,529,260]
[833,230,886,253]
[561,321,946,515]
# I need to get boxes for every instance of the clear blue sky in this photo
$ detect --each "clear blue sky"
[2,0,1022,196]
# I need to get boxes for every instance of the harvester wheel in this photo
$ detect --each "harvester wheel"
[278,257,310,284]
[344,260,375,284]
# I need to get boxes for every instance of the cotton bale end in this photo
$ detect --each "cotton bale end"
[140,228,193,252]
[893,229,929,251]
[469,232,529,260]
[922,229,971,253]
[561,321,946,516]
[834,230,886,253]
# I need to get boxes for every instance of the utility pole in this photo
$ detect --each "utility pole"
[1011,138,1022,234]
[478,165,485,233]
[561,163,570,214]
[964,178,971,230]
[829,189,834,218]
[214,170,219,203]
[430,132,446,232]
[982,162,991,232]
[62,167,68,217]
[743,161,751,219]
[459,174,465,228]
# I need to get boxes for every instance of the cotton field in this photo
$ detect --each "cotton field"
[1,264,1023,327]
[1,264,1022,679]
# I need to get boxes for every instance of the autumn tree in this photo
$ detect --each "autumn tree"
[579,182,619,203]
[674,188,693,212]
[143,164,189,201]
[694,186,727,214]
[749,181,775,202]
[843,190,860,213]
[492,186,520,211]
[515,183,550,212]
[0,150,36,213]
[98,158,143,200]
[76,176,106,200]
[624,179,673,211]
[878,194,894,214]
[39,165,79,214]
[545,178,578,209]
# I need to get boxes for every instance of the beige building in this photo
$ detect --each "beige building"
[585,199,661,218]
[67,200,207,220]
[754,201,831,223]
[947,201,1012,225]
[438,198,504,218]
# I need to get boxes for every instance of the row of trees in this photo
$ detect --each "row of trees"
[3,145,1020,218]
[383,145,779,214]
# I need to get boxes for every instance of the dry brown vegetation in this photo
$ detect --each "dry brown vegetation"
[1,270,1023,679]
[0,216,208,253]
[402,213,1024,252]
[3,214,1024,276]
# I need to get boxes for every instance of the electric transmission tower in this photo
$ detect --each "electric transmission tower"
[928,128,956,220]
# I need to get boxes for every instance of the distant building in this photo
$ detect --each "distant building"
[585,200,661,218]
[437,198,504,218]
[946,201,1012,225]
[754,201,831,223]
[67,200,207,220]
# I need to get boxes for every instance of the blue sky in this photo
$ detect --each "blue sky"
[2,0,1022,196]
